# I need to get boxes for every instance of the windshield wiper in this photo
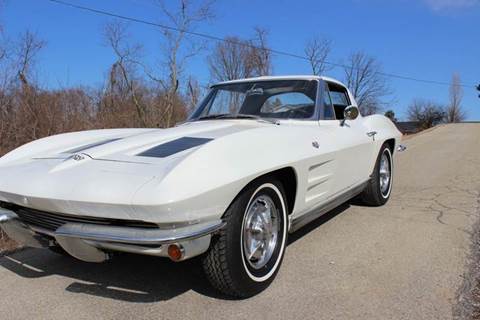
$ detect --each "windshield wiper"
[197,114,279,125]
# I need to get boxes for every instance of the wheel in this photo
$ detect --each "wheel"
[360,143,393,206]
[202,178,288,298]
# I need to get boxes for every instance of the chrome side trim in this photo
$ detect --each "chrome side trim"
[289,180,369,233]
[54,220,225,245]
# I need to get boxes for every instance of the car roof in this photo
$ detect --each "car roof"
[213,75,346,87]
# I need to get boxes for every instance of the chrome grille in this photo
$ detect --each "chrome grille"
[2,204,158,231]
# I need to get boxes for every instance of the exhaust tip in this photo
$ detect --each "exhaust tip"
[167,243,184,262]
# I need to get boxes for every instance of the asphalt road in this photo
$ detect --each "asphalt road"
[1,123,479,320]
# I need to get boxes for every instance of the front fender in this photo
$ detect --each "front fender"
[132,125,317,223]
[361,114,403,172]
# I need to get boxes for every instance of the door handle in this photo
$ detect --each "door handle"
[366,131,377,140]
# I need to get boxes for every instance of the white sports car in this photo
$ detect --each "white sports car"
[0,76,403,297]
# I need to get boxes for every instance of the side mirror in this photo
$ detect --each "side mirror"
[341,105,359,126]
[344,105,359,120]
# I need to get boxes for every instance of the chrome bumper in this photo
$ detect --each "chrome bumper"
[0,208,224,262]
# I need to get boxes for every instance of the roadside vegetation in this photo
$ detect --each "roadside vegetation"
[0,0,469,248]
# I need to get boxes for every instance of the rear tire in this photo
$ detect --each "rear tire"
[202,178,288,298]
[361,143,393,206]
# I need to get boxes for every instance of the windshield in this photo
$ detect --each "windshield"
[189,80,318,121]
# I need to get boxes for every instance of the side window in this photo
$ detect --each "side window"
[322,84,335,120]
[328,84,350,120]
[260,92,315,119]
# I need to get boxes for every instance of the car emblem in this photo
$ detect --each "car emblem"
[72,154,85,161]
[312,141,319,149]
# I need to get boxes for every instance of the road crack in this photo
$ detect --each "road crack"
[453,190,480,320]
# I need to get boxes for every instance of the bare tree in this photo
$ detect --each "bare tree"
[103,21,148,127]
[11,31,46,141]
[248,27,272,77]
[186,76,203,112]
[208,36,250,82]
[15,31,45,88]
[155,0,214,127]
[208,28,272,82]
[101,1,214,128]
[445,73,466,123]
[407,99,445,129]
[343,52,390,115]
[304,36,332,76]
[0,32,5,63]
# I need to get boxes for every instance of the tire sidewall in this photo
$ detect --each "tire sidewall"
[225,179,288,296]
[379,147,393,200]
[372,144,393,205]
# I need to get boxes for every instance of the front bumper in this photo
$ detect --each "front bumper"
[0,208,225,262]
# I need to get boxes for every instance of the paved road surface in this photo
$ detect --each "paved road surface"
[1,124,479,320]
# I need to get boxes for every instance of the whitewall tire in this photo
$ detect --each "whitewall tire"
[202,178,288,298]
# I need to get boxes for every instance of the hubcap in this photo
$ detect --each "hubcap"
[242,195,280,269]
[379,151,391,196]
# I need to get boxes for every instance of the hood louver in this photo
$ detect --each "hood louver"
[137,137,213,158]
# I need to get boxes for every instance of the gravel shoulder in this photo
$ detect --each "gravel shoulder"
[0,123,479,320]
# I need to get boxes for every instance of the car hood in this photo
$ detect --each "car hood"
[31,120,262,164]
[0,120,269,218]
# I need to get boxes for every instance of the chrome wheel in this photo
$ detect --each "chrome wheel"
[379,150,391,197]
[242,194,280,269]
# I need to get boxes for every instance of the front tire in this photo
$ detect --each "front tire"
[361,143,393,206]
[202,178,288,298]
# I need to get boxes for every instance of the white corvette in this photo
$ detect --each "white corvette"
[0,76,402,297]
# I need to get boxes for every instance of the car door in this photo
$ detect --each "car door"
[319,81,375,196]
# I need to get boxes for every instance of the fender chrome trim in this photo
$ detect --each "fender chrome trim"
[54,220,225,245]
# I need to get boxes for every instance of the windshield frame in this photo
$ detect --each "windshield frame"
[188,79,322,122]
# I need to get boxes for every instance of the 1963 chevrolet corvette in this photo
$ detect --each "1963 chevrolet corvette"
[0,76,403,297]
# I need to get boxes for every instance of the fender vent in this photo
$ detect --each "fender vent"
[138,137,213,158]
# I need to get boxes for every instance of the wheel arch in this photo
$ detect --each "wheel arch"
[267,167,297,215]
[384,138,395,154]
[222,167,298,219]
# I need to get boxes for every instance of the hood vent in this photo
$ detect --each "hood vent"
[137,137,213,158]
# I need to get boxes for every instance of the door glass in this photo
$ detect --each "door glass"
[322,84,335,120]
[260,92,315,119]
[328,85,350,120]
